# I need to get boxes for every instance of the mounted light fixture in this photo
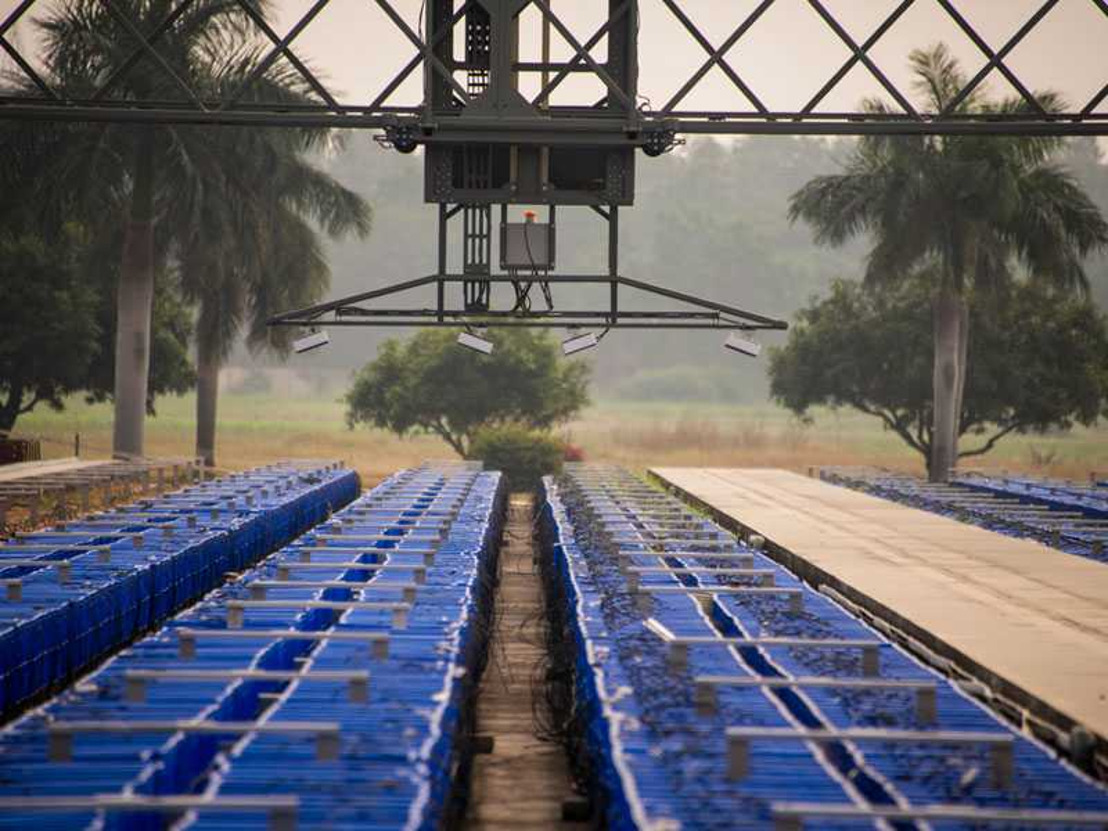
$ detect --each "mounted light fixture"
[292,328,330,354]
[562,328,609,357]
[724,332,761,358]
[457,330,494,355]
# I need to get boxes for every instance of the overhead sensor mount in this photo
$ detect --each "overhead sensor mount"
[457,331,494,355]
[292,329,330,355]
[724,332,762,358]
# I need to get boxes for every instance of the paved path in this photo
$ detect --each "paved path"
[465,494,577,829]
[0,458,107,483]
[652,467,1108,745]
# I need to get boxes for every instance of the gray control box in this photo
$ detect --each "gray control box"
[501,222,554,270]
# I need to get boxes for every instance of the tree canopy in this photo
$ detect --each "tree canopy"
[0,229,195,433]
[345,328,590,457]
[769,278,1108,469]
[788,44,1108,480]
[0,232,98,432]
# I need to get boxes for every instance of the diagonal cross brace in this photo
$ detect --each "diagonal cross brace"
[529,0,634,112]
[530,0,631,109]
[373,0,471,106]
[660,0,775,116]
[806,0,918,118]
[92,0,197,101]
[0,36,58,99]
[100,0,206,108]
[942,0,1059,115]
[801,0,916,115]
[1083,0,1108,114]
[367,0,471,112]
[1,0,59,99]
[225,0,333,107]
[936,0,1046,115]
[229,0,340,109]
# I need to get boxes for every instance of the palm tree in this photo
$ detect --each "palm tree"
[21,0,255,457]
[789,44,1108,481]
[8,1,369,463]
[172,95,370,466]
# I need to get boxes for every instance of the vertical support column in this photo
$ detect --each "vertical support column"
[609,204,620,325]
[437,203,448,322]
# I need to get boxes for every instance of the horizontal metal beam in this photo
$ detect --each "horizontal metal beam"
[226,599,410,629]
[268,273,787,333]
[247,580,418,602]
[1,101,1106,135]
[727,727,1014,784]
[48,720,342,761]
[122,669,371,703]
[175,627,390,659]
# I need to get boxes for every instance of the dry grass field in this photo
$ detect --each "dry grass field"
[15,391,1108,486]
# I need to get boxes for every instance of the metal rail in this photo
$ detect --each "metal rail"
[1,0,1106,135]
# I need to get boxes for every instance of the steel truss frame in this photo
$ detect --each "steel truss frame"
[267,274,787,331]
[1,0,1106,137]
[269,202,787,332]
[4,0,1106,335]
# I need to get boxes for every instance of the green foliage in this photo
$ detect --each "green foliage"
[80,273,197,414]
[769,278,1108,463]
[789,44,1108,297]
[345,328,590,456]
[0,232,99,432]
[0,217,195,432]
[470,424,565,492]
[787,44,1108,479]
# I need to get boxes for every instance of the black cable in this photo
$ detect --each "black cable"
[522,219,555,312]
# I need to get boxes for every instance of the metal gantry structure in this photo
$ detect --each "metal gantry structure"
[3,0,1108,335]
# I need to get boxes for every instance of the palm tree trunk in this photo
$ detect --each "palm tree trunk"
[951,300,970,444]
[0,381,23,433]
[112,129,156,459]
[195,334,220,469]
[930,285,967,482]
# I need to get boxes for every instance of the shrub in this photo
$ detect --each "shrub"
[470,425,564,493]
[563,442,586,462]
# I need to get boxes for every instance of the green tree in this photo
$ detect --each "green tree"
[788,44,1108,481]
[0,203,194,434]
[0,232,99,432]
[5,0,304,457]
[346,329,590,457]
[769,278,1108,470]
[4,4,366,462]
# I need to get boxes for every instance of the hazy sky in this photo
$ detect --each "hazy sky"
[3,0,1106,117]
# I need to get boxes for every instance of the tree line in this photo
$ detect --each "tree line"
[3,27,1108,482]
[0,0,369,465]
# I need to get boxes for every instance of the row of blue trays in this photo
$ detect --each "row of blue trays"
[820,468,1108,561]
[0,461,359,718]
[0,462,504,830]
[539,464,1108,830]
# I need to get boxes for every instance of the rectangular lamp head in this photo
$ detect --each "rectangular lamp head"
[562,332,600,356]
[724,333,761,358]
[457,331,494,354]
[292,330,330,354]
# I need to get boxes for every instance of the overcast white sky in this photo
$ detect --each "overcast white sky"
[3,0,1107,116]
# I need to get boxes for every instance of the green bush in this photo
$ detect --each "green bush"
[470,425,564,493]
